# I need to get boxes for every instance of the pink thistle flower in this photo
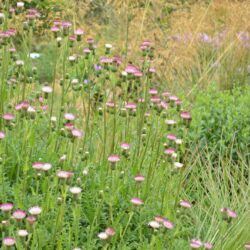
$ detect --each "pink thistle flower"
[120,143,131,150]
[190,239,203,249]
[154,215,164,223]
[0,203,13,212]
[71,129,83,138]
[204,242,213,249]
[27,106,36,113]
[167,133,177,141]
[100,56,113,64]
[180,200,192,208]
[125,65,139,74]
[41,105,48,111]
[12,210,26,220]
[32,162,44,170]
[220,208,237,218]
[180,111,191,120]
[142,40,152,47]
[69,35,76,41]
[160,101,168,110]
[9,47,17,53]
[53,20,61,26]
[130,197,144,206]
[149,67,156,73]
[125,102,137,110]
[106,101,115,108]
[162,219,174,229]
[0,131,5,139]
[57,170,74,179]
[134,175,145,182]
[105,227,116,236]
[51,26,60,32]
[169,95,178,102]
[2,237,16,247]
[245,243,250,249]
[2,113,15,121]
[26,215,36,225]
[42,163,52,171]
[83,48,91,54]
[87,37,94,44]
[74,28,84,36]
[150,96,161,103]
[108,155,120,163]
[175,99,182,107]
[149,89,158,95]
[164,148,176,156]
[28,206,42,216]
[134,71,143,77]
[62,21,72,29]
[162,91,171,98]
[64,123,74,130]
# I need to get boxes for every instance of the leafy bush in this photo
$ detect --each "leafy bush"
[189,84,250,162]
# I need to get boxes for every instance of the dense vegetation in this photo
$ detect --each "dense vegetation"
[0,1,249,249]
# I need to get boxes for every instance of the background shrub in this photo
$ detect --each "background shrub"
[189,84,250,162]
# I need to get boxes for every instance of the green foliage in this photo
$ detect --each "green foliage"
[190,84,250,162]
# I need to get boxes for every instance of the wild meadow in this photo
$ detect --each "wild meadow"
[0,1,250,249]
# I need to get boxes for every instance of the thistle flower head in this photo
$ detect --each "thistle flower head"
[108,155,120,163]
[64,113,75,121]
[28,206,42,216]
[220,207,237,218]
[164,148,176,156]
[98,232,109,240]
[42,86,53,93]
[174,162,183,168]
[162,219,174,229]
[245,243,250,249]
[180,111,191,120]
[167,133,177,141]
[120,143,131,150]
[69,186,82,195]
[12,209,26,220]
[2,113,15,121]
[134,175,145,182]
[2,237,16,247]
[130,197,144,206]
[0,131,5,139]
[57,170,74,179]
[74,29,84,36]
[26,215,36,225]
[149,88,158,95]
[148,220,160,229]
[180,200,192,208]
[32,162,44,170]
[190,239,203,249]
[71,129,83,138]
[105,227,116,236]
[17,229,29,237]
[0,203,13,212]
[204,242,213,249]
